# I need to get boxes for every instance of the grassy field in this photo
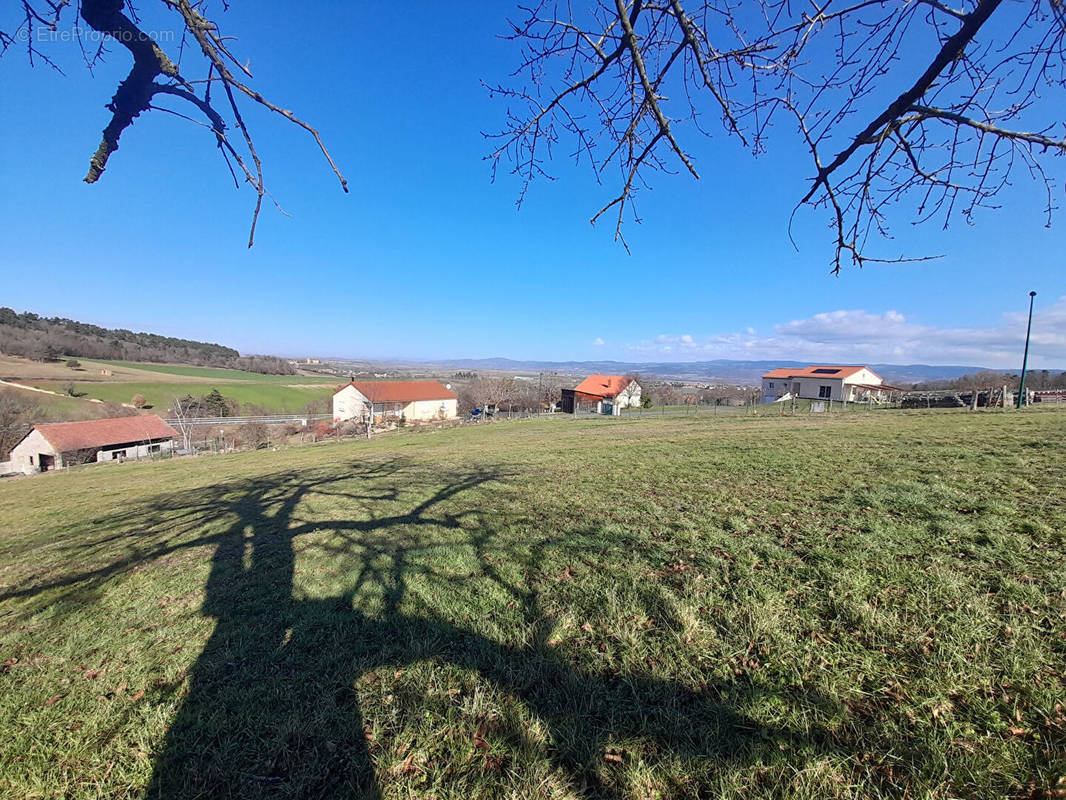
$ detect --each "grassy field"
[28,380,336,413]
[1,354,340,414]
[0,389,122,422]
[0,410,1063,799]
[88,360,339,383]
[624,399,887,416]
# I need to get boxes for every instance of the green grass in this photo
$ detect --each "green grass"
[0,410,1063,799]
[625,399,887,416]
[89,360,339,383]
[30,381,336,413]
[4,390,118,421]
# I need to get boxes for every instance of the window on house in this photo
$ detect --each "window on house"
[818,385,832,399]
[768,382,774,388]
[111,450,127,460]
[148,444,161,454]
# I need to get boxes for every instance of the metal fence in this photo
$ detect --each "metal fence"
[165,414,333,427]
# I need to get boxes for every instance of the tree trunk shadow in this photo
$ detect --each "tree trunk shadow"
[135,463,830,798]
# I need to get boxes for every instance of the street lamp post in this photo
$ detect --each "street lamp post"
[1016,291,1037,409]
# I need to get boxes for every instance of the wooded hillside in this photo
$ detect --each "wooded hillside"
[0,308,294,375]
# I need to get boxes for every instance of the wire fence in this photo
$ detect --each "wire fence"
[165,414,333,427]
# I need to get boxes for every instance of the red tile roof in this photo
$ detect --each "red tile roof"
[33,415,178,453]
[335,381,457,403]
[762,365,879,381]
[572,374,635,398]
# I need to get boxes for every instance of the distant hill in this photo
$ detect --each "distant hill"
[0,307,295,375]
[374,357,1050,386]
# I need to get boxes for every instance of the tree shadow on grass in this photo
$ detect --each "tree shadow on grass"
[4,457,839,798]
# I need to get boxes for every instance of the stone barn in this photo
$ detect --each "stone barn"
[8,415,178,474]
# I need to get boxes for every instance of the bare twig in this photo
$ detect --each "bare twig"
[3,0,347,246]
[487,0,1066,270]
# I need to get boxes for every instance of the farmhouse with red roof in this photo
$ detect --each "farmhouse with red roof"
[333,381,458,423]
[7,415,178,474]
[761,365,889,404]
[561,374,642,415]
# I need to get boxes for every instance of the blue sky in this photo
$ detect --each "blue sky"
[0,2,1062,368]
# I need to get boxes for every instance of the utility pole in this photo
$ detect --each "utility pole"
[1016,291,1037,409]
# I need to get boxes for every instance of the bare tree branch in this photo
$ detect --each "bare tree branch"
[3,0,348,247]
[488,0,1066,271]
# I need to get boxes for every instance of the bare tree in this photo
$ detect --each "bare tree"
[169,394,196,452]
[0,390,38,460]
[465,376,518,417]
[487,1,1066,270]
[537,371,564,410]
[243,421,269,450]
[3,1,348,246]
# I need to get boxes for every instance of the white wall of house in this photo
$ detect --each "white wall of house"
[9,429,61,474]
[846,368,882,387]
[793,377,846,401]
[840,369,884,401]
[333,385,369,422]
[402,398,458,421]
[614,381,642,411]
[333,386,458,422]
[763,369,884,403]
[761,379,786,402]
[94,440,173,462]
[762,376,846,402]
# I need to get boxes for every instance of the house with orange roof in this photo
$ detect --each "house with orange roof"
[333,381,458,423]
[561,374,642,415]
[8,415,178,474]
[761,365,887,404]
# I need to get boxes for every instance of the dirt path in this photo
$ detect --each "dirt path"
[0,379,136,409]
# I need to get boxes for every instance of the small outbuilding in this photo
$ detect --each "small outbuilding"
[8,415,178,474]
[333,381,458,423]
[561,374,641,415]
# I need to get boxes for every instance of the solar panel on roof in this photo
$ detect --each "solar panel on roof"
[812,368,841,374]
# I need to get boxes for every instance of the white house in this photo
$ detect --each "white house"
[761,365,888,403]
[333,381,458,423]
[8,415,178,474]
[561,374,642,415]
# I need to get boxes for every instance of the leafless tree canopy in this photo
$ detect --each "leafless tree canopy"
[2,1,348,246]
[0,390,38,461]
[486,0,1066,270]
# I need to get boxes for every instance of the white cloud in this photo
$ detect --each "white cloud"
[624,296,1066,368]
[592,337,605,346]
[775,310,910,343]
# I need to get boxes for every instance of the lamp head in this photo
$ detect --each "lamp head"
[1029,291,1037,297]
